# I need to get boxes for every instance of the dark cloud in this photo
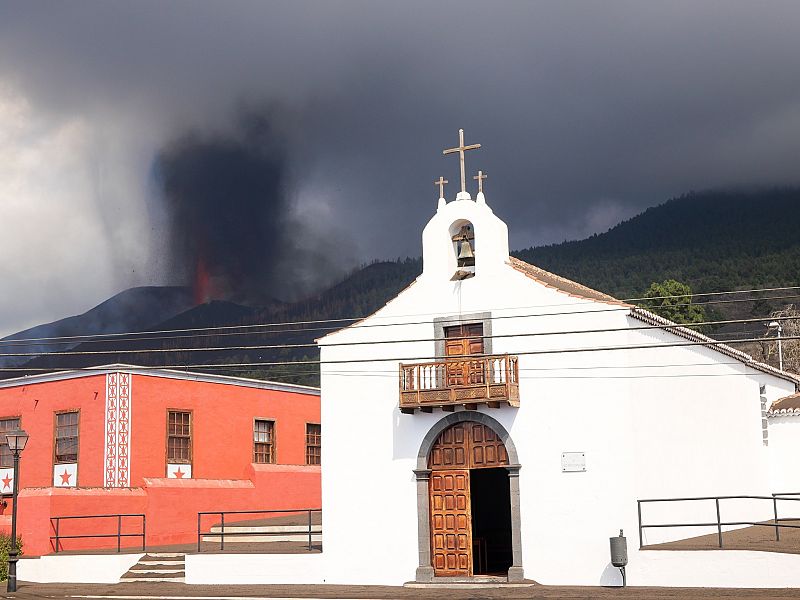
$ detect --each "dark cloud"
[2,1,800,332]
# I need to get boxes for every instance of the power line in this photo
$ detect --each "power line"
[0,312,798,359]
[2,293,799,352]
[199,359,786,377]
[1,285,798,347]
[1,333,797,374]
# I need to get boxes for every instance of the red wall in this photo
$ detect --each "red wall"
[0,375,107,488]
[129,374,319,481]
[0,371,321,556]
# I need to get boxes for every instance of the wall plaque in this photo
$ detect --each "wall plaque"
[561,452,586,472]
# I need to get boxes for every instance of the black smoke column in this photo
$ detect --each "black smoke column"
[155,114,290,304]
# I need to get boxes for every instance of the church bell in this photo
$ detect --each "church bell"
[457,234,475,267]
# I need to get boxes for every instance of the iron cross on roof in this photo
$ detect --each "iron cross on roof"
[473,170,487,194]
[443,129,481,194]
[434,176,448,199]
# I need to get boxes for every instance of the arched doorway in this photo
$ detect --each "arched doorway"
[414,412,523,582]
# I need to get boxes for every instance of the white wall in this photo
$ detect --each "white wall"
[630,550,800,588]
[186,553,324,584]
[18,553,142,583]
[768,415,800,517]
[316,195,798,586]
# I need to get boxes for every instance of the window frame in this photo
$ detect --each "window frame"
[0,416,21,471]
[433,312,493,359]
[53,409,80,467]
[252,418,276,464]
[305,423,321,466]
[165,409,193,466]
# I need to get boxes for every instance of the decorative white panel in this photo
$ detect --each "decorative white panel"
[53,463,78,487]
[167,464,192,479]
[104,373,132,487]
[0,467,13,494]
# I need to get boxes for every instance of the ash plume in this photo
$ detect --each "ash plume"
[155,111,334,306]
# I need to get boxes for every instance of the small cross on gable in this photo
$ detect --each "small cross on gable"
[435,176,448,199]
[473,170,487,194]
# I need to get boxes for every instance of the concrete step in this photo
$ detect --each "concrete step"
[120,576,186,583]
[128,564,184,572]
[209,524,322,534]
[203,523,322,543]
[201,533,322,543]
[122,570,185,579]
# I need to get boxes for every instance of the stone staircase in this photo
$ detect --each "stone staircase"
[120,552,185,583]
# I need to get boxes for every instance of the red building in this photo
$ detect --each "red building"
[0,365,320,556]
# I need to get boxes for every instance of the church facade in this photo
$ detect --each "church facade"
[312,133,799,586]
[0,365,320,555]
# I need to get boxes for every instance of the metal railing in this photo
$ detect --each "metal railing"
[637,494,800,549]
[399,354,519,409]
[50,513,146,553]
[197,508,321,552]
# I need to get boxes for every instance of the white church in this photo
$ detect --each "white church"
[306,131,800,587]
[21,130,800,588]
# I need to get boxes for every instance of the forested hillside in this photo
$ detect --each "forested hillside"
[6,187,799,384]
[515,188,800,298]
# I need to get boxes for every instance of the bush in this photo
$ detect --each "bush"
[0,533,23,581]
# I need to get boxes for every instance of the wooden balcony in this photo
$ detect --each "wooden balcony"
[399,354,520,414]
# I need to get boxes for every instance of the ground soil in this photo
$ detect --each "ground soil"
[6,581,800,599]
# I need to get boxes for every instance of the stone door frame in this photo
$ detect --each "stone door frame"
[414,411,524,582]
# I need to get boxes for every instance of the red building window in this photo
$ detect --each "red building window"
[306,423,321,465]
[0,417,21,468]
[55,411,79,464]
[253,419,275,464]
[167,410,192,463]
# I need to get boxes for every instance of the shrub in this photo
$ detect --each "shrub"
[0,533,23,581]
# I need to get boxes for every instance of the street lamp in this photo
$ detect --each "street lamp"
[768,321,784,371]
[5,430,28,593]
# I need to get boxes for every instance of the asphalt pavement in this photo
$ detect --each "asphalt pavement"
[4,582,800,600]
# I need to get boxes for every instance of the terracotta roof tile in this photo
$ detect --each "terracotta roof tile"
[507,257,799,386]
[507,256,628,305]
[768,392,800,416]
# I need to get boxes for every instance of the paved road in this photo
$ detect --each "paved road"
[5,582,800,600]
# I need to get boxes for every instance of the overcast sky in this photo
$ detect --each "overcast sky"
[2,1,800,337]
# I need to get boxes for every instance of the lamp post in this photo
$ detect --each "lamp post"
[768,321,784,371]
[5,430,28,593]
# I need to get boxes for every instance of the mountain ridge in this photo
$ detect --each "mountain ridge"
[4,187,799,383]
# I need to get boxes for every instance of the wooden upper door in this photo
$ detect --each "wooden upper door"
[444,324,485,386]
[430,469,472,576]
[428,422,509,470]
[468,422,509,468]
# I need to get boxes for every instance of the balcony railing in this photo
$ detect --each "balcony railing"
[399,354,520,413]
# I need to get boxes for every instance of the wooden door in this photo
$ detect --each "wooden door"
[468,423,509,468]
[444,324,485,386]
[430,469,472,576]
[429,422,468,469]
[429,422,509,470]
[428,422,511,578]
